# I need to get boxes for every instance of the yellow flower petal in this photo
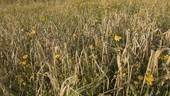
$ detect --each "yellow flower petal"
[55,53,60,59]
[20,61,27,66]
[114,35,122,41]
[89,44,94,50]
[147,81,153,85]
[28,29,36,36]
[22,54,28,59]
[145,73,154,86]
[145,74,154,82]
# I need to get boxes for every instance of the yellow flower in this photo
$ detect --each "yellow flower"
[55,53,60,59]
[28,29,36,36]
[114,35,122,41]
[145,73,154,86]
[20,61,27,66]
[22,54,28,59]
[160,54,170,60]
[89,44,94,50]
[164,55,169,59]
[147,81,153,85]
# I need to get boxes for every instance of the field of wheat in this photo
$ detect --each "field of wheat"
[0,0,170,96]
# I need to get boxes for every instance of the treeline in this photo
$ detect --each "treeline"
[0,0,66,5]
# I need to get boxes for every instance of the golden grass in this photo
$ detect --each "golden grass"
[0,0,170,96]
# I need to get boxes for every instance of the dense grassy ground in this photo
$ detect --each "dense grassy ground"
[1,0,170,96]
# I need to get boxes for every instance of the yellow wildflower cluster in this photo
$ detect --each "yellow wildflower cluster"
[22,54,28,59]
[20,54,28,66]
[160,54,170,60]
[114,35,122,41]
[55,53,60,59]
[89,44,94,50]
[28,28,36,36]
[145,72,154,86]
[20,61,27,66]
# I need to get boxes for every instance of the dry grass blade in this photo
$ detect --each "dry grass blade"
[163,29,170,47]
[141,48,170,95]
[0,69,14,96]
[1,0,170,95]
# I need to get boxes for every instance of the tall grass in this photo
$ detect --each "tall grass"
[0,0,170,96]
